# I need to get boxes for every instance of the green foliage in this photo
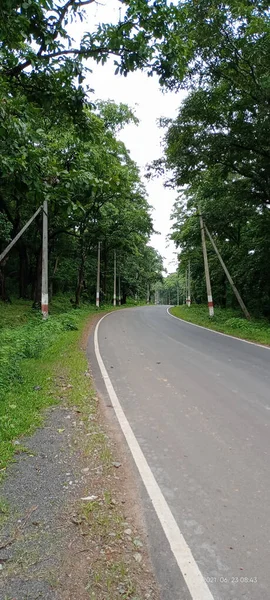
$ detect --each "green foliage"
[1,1,169,306]
[152,2,270,318]
[0,308,83,401]
[0,302,96,470]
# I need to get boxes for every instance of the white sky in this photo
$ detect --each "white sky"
[73,1,186,272]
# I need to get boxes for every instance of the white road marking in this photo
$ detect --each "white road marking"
[94,311,215,600]
[167,307,270,350]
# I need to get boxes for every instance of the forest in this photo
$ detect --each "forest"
[1,1,270,316]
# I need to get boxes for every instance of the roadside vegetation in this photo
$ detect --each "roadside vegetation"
[0,298,97,472]
[0,297,144,473]
[170,305,270,346]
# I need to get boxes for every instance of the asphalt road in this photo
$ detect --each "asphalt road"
[93,305,270,600]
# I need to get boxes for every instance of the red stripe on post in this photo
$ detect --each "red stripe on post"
[208,301,214,308]
[41,304,48,316]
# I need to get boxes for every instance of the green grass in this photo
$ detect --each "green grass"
[0,296,143,473]
[170,304,270,345]
[0,305,96,472]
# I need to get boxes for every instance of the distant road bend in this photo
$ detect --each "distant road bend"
[93,305,270,600]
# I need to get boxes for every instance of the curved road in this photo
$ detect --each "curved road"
[91,306,270,600]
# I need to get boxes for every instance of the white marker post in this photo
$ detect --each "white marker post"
[41,200,48,319]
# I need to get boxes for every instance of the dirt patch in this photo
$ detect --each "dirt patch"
[0,314,160,600]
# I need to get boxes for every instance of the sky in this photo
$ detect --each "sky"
[73,1,186,272]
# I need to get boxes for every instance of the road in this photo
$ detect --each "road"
[92,305,270,600]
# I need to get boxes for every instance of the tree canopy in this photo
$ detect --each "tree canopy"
[1,0,270,312]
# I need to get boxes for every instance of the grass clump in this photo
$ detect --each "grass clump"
[170,304,270,345]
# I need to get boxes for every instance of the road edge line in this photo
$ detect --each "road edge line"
[94,311,214,600]
[167,307,270,350]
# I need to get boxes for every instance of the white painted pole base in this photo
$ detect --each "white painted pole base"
[96,292,100,308]
[41,293,48,320]
[208,295,214,317]
[113,295,116,307]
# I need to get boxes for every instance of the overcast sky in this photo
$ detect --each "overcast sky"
[73,1,186,272]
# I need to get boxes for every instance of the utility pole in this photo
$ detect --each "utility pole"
[185,268,188,305]
[113,250,117,306]
[41,200,48,319]
[147,283,150,304]
[199,211,214,317]
[118,272,121,306]
[96,241,101,308]
[177,285,179,306]
[204,223,250,320]
[187,259,191,307]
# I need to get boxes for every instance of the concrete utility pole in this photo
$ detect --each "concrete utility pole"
[118,273,121,306]
[41,200,48,319]
[96,241,101,308]
[204,223,251,320]
[0,206,42,264]
[147,283,150,304]
[185,268,188,305]
[177,285,180,306]
[113,250,117,306]
[187,259,191,307]
[199,211,214,317]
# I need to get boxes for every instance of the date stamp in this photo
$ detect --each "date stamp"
[205,576,258,585]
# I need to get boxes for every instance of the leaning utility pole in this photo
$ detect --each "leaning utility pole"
[96,241,101,308]
[41,200,48,319]
[199,211,214,317]
[204,223,250,320]
[113,251,117,306]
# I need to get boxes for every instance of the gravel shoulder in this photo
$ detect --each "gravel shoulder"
[0,314,160,600]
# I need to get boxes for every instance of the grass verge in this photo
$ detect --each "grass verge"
[169,304,270,345]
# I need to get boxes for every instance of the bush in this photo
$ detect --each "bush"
[0,311,81,401]
[224,317,251,331]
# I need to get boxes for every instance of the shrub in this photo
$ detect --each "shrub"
[0,311,81,401]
